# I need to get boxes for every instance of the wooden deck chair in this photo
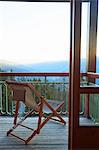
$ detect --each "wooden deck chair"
[6,80,66,144]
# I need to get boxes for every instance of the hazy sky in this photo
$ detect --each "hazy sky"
[0,2,91,64]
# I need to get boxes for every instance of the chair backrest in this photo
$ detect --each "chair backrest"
[6,80,40,111]
[6,81,26,102]
[13,89,26,102]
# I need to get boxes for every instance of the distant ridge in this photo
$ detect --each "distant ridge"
[1,58,99,83]
[0,60,69,72]
[0,58,89,73]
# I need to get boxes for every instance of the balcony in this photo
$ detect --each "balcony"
[0,117,68,150]
[0,72,99,123]
[0,0,99,148]
[0,72,98,149]
[0,117,95,150]
[0,73,69,116]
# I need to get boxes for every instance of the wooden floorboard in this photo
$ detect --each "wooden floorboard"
[0,116,95,150]
[0,117,68,150]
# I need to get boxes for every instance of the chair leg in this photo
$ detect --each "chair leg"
[7,109,34,136]
[43,99,66,125]
[53,103,66,125]
[36,100,43,134]
[36,114,42,134]
[14,101,20,125]
[53,112,66,125]
[54,102,66,124]
[25,130,37,144]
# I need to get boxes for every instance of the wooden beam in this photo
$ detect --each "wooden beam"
[87,72,99,78]
[0,0,91,2]
[68,0,73,148]
[0,0,70,2]
[0,72,69,77]
[80,86,99,94]
[0,72,86,77]
[69,0,81,149]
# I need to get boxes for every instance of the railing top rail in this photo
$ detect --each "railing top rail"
[87,72,99,79]
[0,72,86,77]
[0,72,69,77]
[0,0,90,2]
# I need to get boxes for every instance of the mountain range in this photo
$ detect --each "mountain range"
[0,59,88,73]
[1,57,99,73]
[1,58,99,83]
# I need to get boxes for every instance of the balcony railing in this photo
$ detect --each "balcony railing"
[0,72,70,115]
[0,72,99,123]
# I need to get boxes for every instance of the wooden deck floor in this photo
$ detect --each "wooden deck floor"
[0,116,95,150]
[0,117,68,150]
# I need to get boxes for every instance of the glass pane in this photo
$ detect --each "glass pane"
[80,2,90,73]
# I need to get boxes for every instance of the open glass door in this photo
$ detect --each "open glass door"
[69,0,99,149]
